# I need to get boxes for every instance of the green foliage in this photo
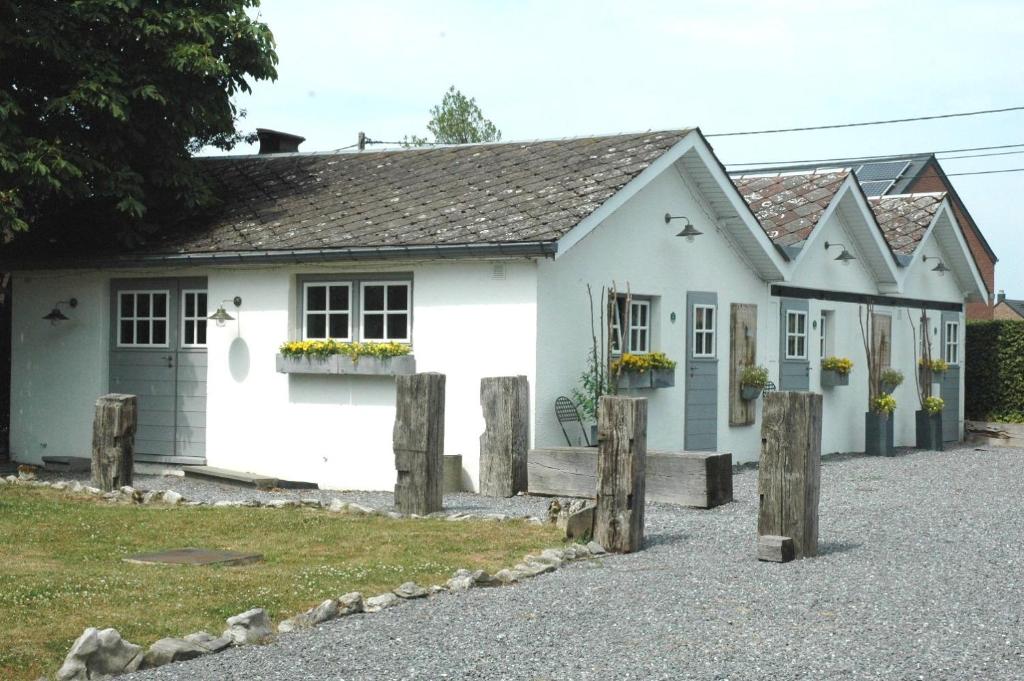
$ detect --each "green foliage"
[279,340,411,361]
[610,352,677,373]
[923,396,944,414]
[822,356,854,375]
[0,0,278,244]
[965,320,1024,423]
[918,357,949,373]
[739,365,769,389]
[404,86,501,147]
[880,368,904,389]
[571,348,608,423]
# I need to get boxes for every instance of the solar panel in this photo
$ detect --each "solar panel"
[859,180,895,196]
[855,160,910,183]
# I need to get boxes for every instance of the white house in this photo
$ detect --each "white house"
[6,129,988,491]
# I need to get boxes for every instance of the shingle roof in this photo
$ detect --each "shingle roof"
[151,130,693,254]
[731,170,849,246]
[867,193,946,255]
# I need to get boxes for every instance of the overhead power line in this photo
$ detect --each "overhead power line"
[945,167,1024,177]
[725,142,1024,167]
[706,105,1024,138]
[938,149,1024,161]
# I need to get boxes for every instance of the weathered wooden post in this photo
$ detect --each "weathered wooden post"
[91,394,138,492]
[479,375,529,497]
[594,396,647,553]
[758,391,822,561]
[393,373,445,515]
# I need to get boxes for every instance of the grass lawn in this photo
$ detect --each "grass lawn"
[0,485,561,681]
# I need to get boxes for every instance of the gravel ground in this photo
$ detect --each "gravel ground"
[109,446,1024,680]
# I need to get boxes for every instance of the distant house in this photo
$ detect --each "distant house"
[741,154,998,319]
[4,129,987,491]
[993,292,1024,321]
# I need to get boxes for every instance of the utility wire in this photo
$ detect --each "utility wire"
[726,142,1024,167]
[938,149,1024,161]
[707,105,1024,137]
[945,167,1024,177]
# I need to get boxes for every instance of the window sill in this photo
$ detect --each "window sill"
[616,367,675,390]
[275,354,416,376]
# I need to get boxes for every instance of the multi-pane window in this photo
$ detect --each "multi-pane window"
[118,291,169,346]
[692,304,716,358]
[611,296,651,354]
[945,321,960,364]
[304,283,351,340]
[181,291,208,347]
[786,310,807,359]
[361,282,410,342]
[819,311,829,358]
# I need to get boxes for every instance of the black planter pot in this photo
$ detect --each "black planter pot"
[915,410,943,451]
[865,411,895,457]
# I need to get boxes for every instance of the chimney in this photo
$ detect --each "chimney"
[358,132,366,151]
[997,290,1006,305]
[256,128,305,155]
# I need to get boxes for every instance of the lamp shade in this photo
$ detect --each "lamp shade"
[208,306,235,324]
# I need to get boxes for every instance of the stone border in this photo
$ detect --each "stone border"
[2,473,606,680]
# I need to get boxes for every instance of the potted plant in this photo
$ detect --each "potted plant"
[880,368,904,394]
[915,396,944,451]
[739,365,768,401]
[821,356,853,387]
[865,393,896,456]
[611,352,677,390]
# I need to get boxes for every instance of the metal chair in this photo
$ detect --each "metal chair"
[555,396,591,447]
[762,380,777,397]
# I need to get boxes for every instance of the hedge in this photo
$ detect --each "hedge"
[965,320,1024,423]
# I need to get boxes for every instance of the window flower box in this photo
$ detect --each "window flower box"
[276,353,416,376]
[821,369,849,387]
[617,369,653,390]
[611,352,677,390]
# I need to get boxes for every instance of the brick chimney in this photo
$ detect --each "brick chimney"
[256,128,305,154]
[997,290,1006,304]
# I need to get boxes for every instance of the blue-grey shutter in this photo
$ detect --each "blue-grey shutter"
[685,291,718,451]
[779,298,810,391]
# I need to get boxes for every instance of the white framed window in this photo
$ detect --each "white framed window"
[692,304,716,358]
[819,311,832,358]
[786,310,807,359]
[944,321,960,364]
[118,290,170,347]
[181,290,208,347]
[360,281,410,342]
[611,295,652,354]
[303,282,352,340]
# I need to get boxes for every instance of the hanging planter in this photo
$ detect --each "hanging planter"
[821,356,853,387]
[739,365,768,401]
[915,396,944,451]
[880,368,904,395]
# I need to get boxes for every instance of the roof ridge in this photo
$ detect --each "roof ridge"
[731,167,850,179]
[868,191,947,200]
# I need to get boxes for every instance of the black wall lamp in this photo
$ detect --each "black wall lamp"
[824,241,856,265]
[664,214,703,242]
[43,298,77,324]
[208,296,242,327]
[922,255,949,276]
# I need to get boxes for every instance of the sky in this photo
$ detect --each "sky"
[222,0,1023,296]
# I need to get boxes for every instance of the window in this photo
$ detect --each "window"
[819,311,831,358]
[361,282,410,342]
[300,277,411,343]
[610,296,651,354]
[303,282,352,340]
[944,321,960,364]
[181,290,208,347]
[118,291,169,346]
[786,310,807,359]
[692,304,716,358]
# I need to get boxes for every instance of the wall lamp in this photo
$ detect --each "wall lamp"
[208,296,242,327]
[824,241,856,265]
[922,255,949,276]
[664,214,703,242]
[42,298,77,324]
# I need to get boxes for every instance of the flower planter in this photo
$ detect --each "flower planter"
[865,411,895,457]
[821,369,849,387]
[275,354,416,376]
[915,410,944,451]
[881,382,899,395]
[616,370,652,389]
[651,367,676,388]
[740,385,762,401]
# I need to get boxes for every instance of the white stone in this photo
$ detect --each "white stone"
[337,591,364,615]
[141,637,210,669]
[51,481,68,490]
[393,581,428,599]
[183,631,232,653]
[327,498,348,513]
[586,540,607,555]
[56,627,143,681]
[161,490,183,505]
[223,608,272,645]
[494,568,522,584]
[364,592,400,612]
[346,503,376,515]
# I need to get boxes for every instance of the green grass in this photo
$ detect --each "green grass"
[0,485,561,681]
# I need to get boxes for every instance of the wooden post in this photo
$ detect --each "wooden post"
[479,376,529,497]
[758,391,822,559]
[91,394,138,492]
[729,303,758,426]
[393,373,445,515]
[594,396,646,553]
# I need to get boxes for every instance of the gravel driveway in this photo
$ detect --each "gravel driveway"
[119,446,1023,680]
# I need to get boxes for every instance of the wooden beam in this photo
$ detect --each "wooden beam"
[91,394,138,492]
[757,535,795,563]
[729,303,758,426]
[393,373,445,515]
[479,376,529,497]
[594,396,647,553]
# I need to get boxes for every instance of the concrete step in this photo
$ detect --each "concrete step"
[181,465,284,490]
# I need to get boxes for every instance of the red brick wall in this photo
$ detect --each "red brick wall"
[908,165,995,320]
[993,302,1024,321]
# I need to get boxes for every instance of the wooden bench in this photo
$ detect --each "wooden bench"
[527,447,732,508]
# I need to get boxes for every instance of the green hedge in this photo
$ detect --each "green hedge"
[965,320,1024,423]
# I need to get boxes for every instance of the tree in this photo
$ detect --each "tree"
[0,0,278,245]
[404,86,501,147]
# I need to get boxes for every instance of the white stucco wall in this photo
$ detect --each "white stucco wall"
[9,259,537,491]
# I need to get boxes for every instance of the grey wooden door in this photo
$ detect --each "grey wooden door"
[109,278,208,464]
[779,298,810,391]
[685,292,718,451]
[940,311,961,442]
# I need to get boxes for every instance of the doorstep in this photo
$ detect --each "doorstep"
[181,465,318,490]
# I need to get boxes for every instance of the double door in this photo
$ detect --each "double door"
[109,278,208,464]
